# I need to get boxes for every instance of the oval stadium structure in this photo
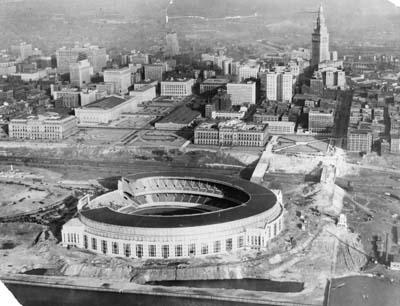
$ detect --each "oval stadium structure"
[62,172,284,259]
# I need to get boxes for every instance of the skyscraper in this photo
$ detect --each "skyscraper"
[70,59,92,88]
[311,5,330,67]
[56,45,107,74]
[265,72,293,102]
[277,73,293,102]
[266,72,278,101]
[165,32,180,57]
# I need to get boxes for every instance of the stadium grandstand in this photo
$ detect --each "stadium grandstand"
[62,171,284,259]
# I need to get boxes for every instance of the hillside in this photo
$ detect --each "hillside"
[0,0,399,51]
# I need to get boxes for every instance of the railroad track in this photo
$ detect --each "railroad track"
[0,156,237,175]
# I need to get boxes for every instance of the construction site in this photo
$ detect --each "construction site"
[0,134,400,305]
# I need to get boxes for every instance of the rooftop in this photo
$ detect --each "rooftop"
[133,84,156,92]
[227,81,256,86]
[157,105,200,124]
[309,108,335,114]
[144,63,165,67]
[219,120,266,131]
[198,119,266,132]
[202,78,229,85]
[84,96,126,110]
[162,78,193,83]
[135,79,158,85]
[104,67,131,73]
[11,112,71,121]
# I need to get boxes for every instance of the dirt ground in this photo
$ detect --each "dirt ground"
[0,166,74,216]
[337,169,400,260]
[0,161,372,305]
[0,183,48,207]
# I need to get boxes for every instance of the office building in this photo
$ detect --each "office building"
[277,73,293,102]
[165,32,180,57]
[129,51,149,65]
[9,114,77,140]
[80,89,98,107]
[237,62,260,82]
[144,64,166,82]
[266,121,295,134]
[310,78,324,96]
[308,109,335,134]
[95,83,115,95]
[161,78,194,97]
[104,67,132,95]
[56,46,88,74]
[87,46,107,73]
[53,88,81,108]
[347,129,373,153]
[70,59,92,88]
[311,67,346,92]
[391,135,400,154]
[14,69,48,82]
[10,42,33,60]
[129,84,156,102]
[200,53,234,75]
[203,70,216,79]
[321,69,346,89]
[336,70,346,88]
[212,89,232,111]
[265,72,293,102]
[205,90,232,118]
[56,45,107,74]
[227,82,256,106]
[266,72,278,101]
[311,5,330,67]
[222,58,233,75]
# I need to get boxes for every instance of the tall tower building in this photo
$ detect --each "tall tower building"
[277,73,293,102]
[266,72,278,101]
[311,4,330,67]
[165,32,180,57]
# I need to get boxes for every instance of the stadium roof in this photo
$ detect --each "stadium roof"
[80,171,278,228]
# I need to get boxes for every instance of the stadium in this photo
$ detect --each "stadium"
[62,172,284,259]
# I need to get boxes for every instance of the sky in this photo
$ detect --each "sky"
[387,0,400,7]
